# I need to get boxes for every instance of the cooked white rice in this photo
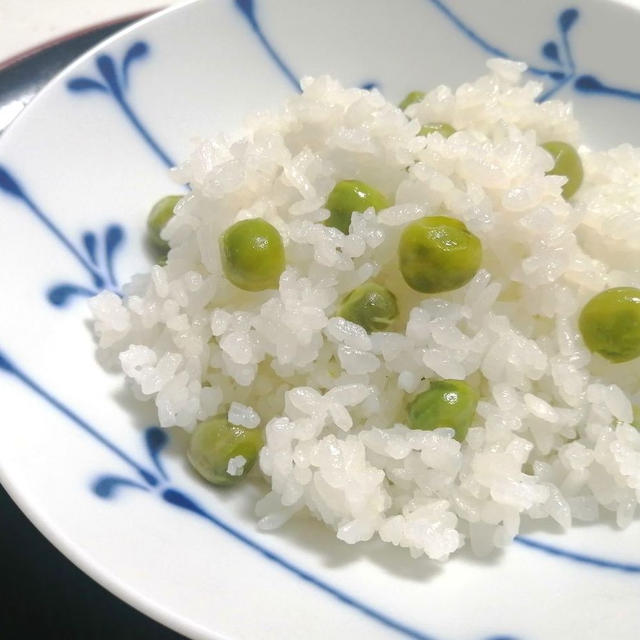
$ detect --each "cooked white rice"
[91,59,640,561]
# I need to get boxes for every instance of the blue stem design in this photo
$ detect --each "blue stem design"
[234,0,300,90]
[109,81,174,168]
[515,536,640,572]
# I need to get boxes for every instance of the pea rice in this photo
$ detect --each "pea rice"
[90,59,640,561]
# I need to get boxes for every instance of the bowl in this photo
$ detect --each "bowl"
[2,1,640,638]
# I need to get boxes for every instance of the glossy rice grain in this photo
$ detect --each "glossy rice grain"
[92,64,640,561]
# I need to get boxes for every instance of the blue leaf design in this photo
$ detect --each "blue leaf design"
[47,283,96,307]
[542,41,559,62]
[559,8,579,33]
[361,81,379,91]
[548,70,566,81]
[574,74,605,92]
[573,75,640,100]
[234,0,299,90]
[66,77,108,93]
[0,165,25,198]
[104,224,124,287]
[162,487,209,517]
[122,41,149,90]
[0,350,15,374]
[93,474,150,499]
[145,426,169,480]
[97,54,121,97]
[82,232,98,265]
[516,535,640,572]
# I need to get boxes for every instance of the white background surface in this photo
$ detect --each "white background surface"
[0,0,185,63]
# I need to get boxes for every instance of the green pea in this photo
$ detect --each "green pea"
[419,123,456,138]
[324,180,389,235]
[407,379,478,441]
[399,91,425,110]
[147,195,181,251]
[541,141,583,199]
[220,218,285,291]
[398,215,482,293]
[188,415,263,486]
[632,405,640,429]
[338,282,398,333]
[578,287,640,363]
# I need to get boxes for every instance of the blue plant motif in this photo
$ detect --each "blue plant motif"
[0,165,123,306]
[67,41,175,169]
[422,3,640,103]
[235,0,640,105]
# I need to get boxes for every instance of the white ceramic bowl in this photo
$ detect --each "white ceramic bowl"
[2,1,640,638]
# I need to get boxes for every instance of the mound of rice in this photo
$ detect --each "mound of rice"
[91,59,640,561]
